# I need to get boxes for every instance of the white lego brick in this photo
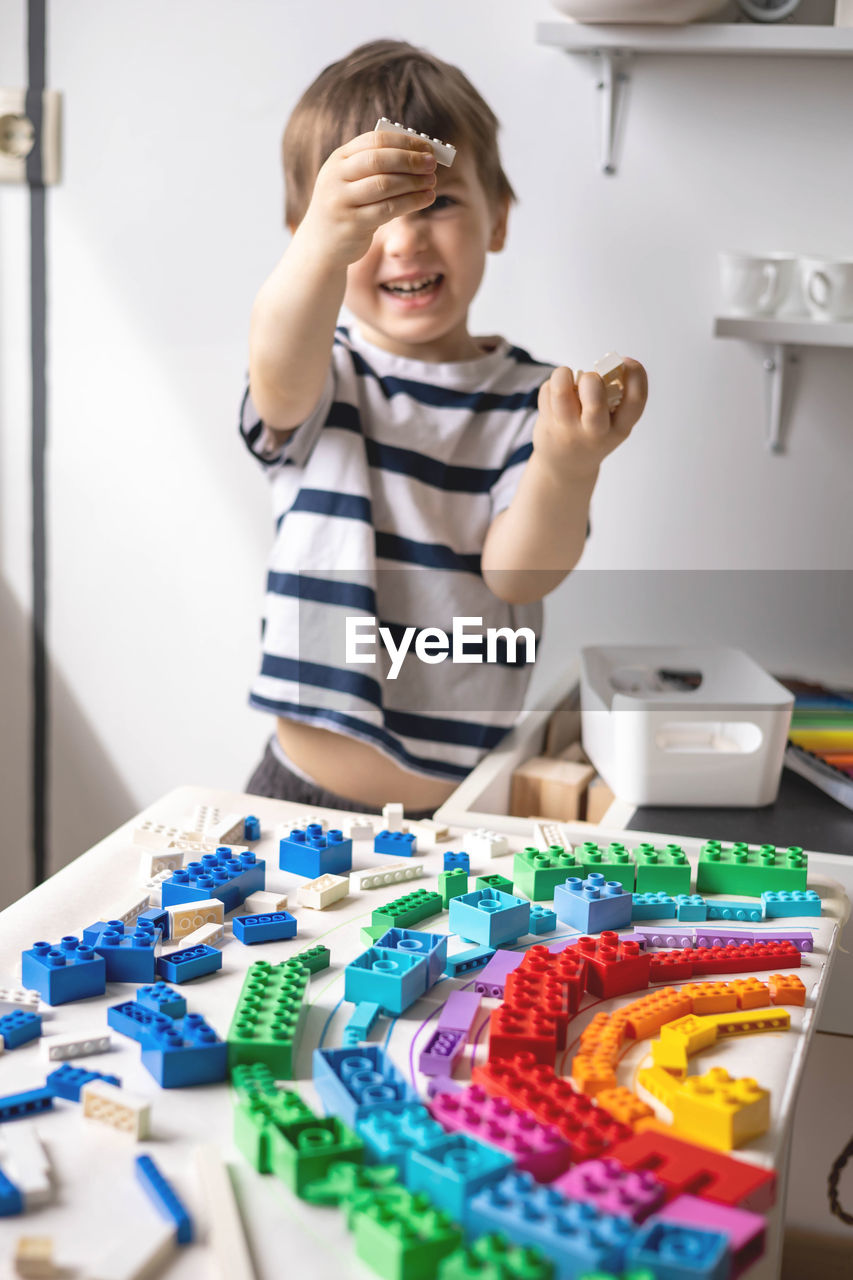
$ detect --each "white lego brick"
[138,847,184,881]
[81,1080,150,1140]
[88,1220,177,1280]
[0,987,40,1016]
[243,890,288,914]
[532,821,574,854]
[167,897,225,941]
[13,1236,60,1279]
[41,1029,111,1062]
[408,818,449,848]
[143,869,174,908]
[593,350,626,410]
[375,116,456,166]
[103,889,151,927]
[132,820,183,849]
[176,920,225,951]
[381,802,405,832]
[297,873,349,910]
[343,816,375,840]
[466,828,511,859]
[181,805,245,846]
[1,1126,52,1209]
[194,1144,255,1280]
[276,815,327,842]
[350,861,424,890]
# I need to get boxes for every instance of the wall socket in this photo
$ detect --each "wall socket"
[0,88,62,185]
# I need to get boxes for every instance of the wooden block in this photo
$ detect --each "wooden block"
[558,741,590,764]
[510,755,595,820]
[586,775,616,824]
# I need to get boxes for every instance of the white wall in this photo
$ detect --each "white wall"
[1,0,851,895]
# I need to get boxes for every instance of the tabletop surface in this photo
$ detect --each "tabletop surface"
[0,784,848,1278]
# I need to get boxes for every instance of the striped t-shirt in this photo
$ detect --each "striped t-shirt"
[240,323,555,782]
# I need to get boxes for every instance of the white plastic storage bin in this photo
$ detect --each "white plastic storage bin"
[580,646,794,807]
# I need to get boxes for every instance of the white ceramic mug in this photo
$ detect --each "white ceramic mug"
[718,251,795,318]
[799,257,853,322]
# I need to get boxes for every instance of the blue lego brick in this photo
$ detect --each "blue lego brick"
[0,1166,23,1217]
[554,874,633,935]
[107,998,159,1042]
[628,1220,730,1280]
[232,911,298,945]
[244,814,261,842]
[356,1100,445,1172]
[374,830,417,858]
[87,918,162,982]
[161,847,265,912]
[448,888,531,948]
[140,1013,227,1087]
[156,943,222,984]
[443,946,495,978]
[632,893,677,921]
[344,947,428,1015]
[762,890,822,918]
[0,1086,54,1123]
[675,895,708,922]
[46,1063,121,1102]
[374,928,448,988]
[21,938,106,1006]
[314,1044,417,1127]
[136,982,187,1019]
[0,1010,42,1049]
[343,1002,382,1046]
[137,906,170,938]
[407,1133,515,1225]
[279,824,352,878]
[468,1172,635,1280]
[706,900,763,923]
[135,1153,193,1243]
[443,851,470,874]
[528,905,558,934]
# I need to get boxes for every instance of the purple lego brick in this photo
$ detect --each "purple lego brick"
[473,950,523,998]
[632,925,696,949]
[756,928,814,953]
[439,990,482,1033]
[419,1028,466,1078]
[429,1083,572,1182]
[655,1194,766,1276]
[552,1157,666,1224]
[694,928,756,948]
[426,1076,466,1098]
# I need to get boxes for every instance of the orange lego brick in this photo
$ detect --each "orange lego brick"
[682,982,738,1015]
[731,977,771,1010]
[768,973,806,1007]
[595,1085,655,1128]
[623,988,693,1040]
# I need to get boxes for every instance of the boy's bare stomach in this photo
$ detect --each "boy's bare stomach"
[276,718,457,812]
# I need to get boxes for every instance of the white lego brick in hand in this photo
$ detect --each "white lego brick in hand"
[0,1126,51,1208]
[243,890,288,914]
[176,920,226,951]
[0,987,40,1016]
[167,897,225,941]
[375,117,456,166]
[41,1029,111,1061]
[466,828,511,859]
[81,1080,150,1139]
[350,861,423,889]
[297,873,349,910]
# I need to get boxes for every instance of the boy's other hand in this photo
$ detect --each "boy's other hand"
[533,359,648,481]
[297,129,438,268]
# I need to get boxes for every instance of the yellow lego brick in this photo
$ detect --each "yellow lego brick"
[660,1014,719,1057]
[709,1008,791,1039]
[670,1066,770,1151]
[637,1064,681,1109]
[650,1037,689,1076]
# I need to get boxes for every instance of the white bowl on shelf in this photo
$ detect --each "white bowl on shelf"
[551,1,730,22]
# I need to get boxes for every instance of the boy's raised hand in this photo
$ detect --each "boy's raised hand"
[533,360,648,480]
[298,128,437,267]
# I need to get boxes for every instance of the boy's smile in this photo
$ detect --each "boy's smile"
[344,148,508,362]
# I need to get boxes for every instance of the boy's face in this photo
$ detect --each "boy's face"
[343,148,508,362]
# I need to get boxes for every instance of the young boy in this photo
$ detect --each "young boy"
[241,39,647,816]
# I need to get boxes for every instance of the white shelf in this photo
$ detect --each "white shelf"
[536,22,853,57]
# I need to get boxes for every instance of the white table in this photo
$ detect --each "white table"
[0,785,848,1278]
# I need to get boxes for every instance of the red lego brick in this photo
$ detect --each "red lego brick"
[607,1129,776,1213]
[649,950,695,983]
[487,1005,557,1066]
[688,942,801,976]
[503,972,570,1048]
[570,933,652,999]
[518,945,587,1014]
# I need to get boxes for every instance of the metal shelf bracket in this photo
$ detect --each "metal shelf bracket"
[761,343,798,454]
[590,49,631,175]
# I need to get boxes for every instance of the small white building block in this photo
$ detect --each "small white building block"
[381,802,405,832]
[350,861,424,890]
[0,987,40,1016]
[1,1127,51,1209]
[466,828,511,859]
[88,1221,177,1280]
[104,889,152,927]
[408,818,449,848]
[297,873,349,910]
[132,820,183,849]
[375,117,456,166]
[41,1030,111,1062]
[243,890,288,914]
[532,821,574,853]
[176,920,226,950]
[81,1080,151,1140]
[143,869,174,909]
[14,1236,59,1279]
[138,847,184,881]
[167,897,224,942]
[593,350,626,411]
[181,805,245,846]
[194,1144,255,1280]
[343,816,375,840]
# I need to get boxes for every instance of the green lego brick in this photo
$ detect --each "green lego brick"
[233,1091,316,1173]
[696,841,808,897]
[373,889,443,929]
[634,843,691,895]
[361,922,390,946]
[302,1159,401,1209]
[227,959,309,1078]
[295,943,331,974]
[439,1235,554,1280]
[353,1188,463,1280]
[475,873,514,896]
[512,846,580,901]
[576,841,637,892]
[269,1114,364,1197]
[439,869,468,908]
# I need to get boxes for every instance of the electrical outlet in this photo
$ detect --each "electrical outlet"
[0,88,62,185]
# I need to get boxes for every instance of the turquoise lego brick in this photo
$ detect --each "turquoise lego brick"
[761,890,821,918]
[675,895,708,923]
[313,1045,416,1127]
[140,1012,227,1087]
[408,1133,515,1224]
[375,830,417,858]
[344,1002,382,1046]
[46,1064,120,1102]
[0,1010,42,1049]
[577,841,637,893]
[631,893,677,921]
[528,905,558,934]
[696,842,807,898]
[444,946,495,978]
[634,845,691,896]
[156,943,222,984]
[554,874,633,934]
[344,947,428,1014]
[135,1153,193,1244]
[627,1220,730,1280]
[449,888,530,947]
[375,928,449,988]
[513,846,581,901]
[706,900,763,923]
[162,846,265,912]
[357,1101,445,1172]
[21,938,106,1006]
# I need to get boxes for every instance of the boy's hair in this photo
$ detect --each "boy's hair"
[283,39,516,229]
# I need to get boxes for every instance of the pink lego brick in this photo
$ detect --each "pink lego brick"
[429,1083,572,1181]
[553,1157,666,1224]
[655,1193,766,1276]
